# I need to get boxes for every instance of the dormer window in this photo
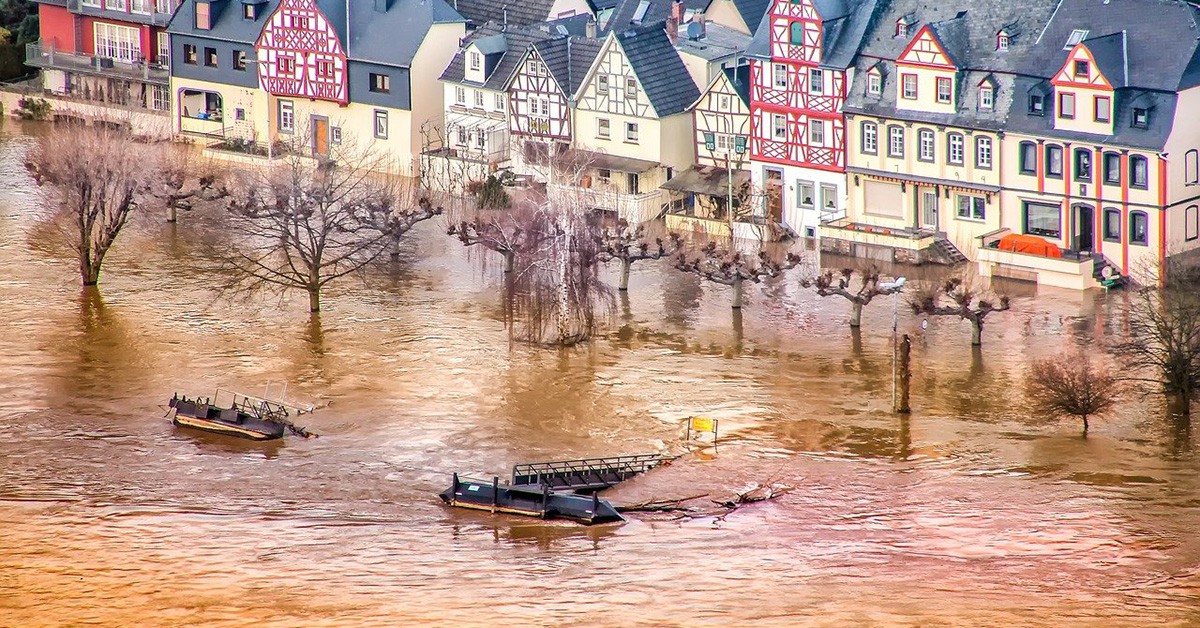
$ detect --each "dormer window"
[1063,29,1088,50]
[1132,107,1149,128]
[469,51,481,72]
[997,34,1009,51]
[979,86,993,109]
[1029,93,1045,115]
[195,1,211,29]
[242,3,255,19]
[896,14,915,38]
[896,21,909,38]
[867,71,881,95]
[1074,60,1089,78]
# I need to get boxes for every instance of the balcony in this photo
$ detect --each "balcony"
[975,229,1098,290]
[547,182,667,224]
[67,0,177,26]
[664,213,776,241]
[818,217,943,263]
[26,42,169,85]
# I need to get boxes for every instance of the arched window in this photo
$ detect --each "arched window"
[1186,149,1199,185]
[1074,147,1092,182]
[1102,152,1121,185]
[947,133,964,165]
[976,136,993,168]
[1018,141,1037,175]
[1187,205,1199,241]
[1130,211,1149,245]
[860,121,877,154]
[1130,155,1149,189]
[1103,207,1121,242]
[918,128,935,161]
[790,22,803,45]
[1045,144,1064,178]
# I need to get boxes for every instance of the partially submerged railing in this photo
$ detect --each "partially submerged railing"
[512,454,667,491]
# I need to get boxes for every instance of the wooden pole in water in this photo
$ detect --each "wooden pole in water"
[898,334,912,414]
[492,476,499,513]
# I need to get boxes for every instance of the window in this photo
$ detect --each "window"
[1074,60,1089,78]
[316,60,334,78]
[820,184,837,210]
[1058,92,1075,119]
[947,133,963,165]
[976,136,992,169]
[1019,142,1037,175]
[867,72,881,95]
[94,23,141,63]
[1130,211,1149,245]
[809,119,824,144]
[495,93,505,111]
[896,21,909,38]
[1187,149,1199,185]
[294,16,309,29]
[243,3,255,19]
[1188,206,1199,241]
[151,85,169,111]
[1046,144,1064,178]
[1132,108,1149,128]
[157,32,169,65]
[331,127,342,145]
[81,0,99,7]
[1094,96,1110,123]
[1131,155,1149,188]
[597,118,610,139]
[797,180,814,208]
[1074,148,1092,181]
[203,47,217,67]
[718,94,731,110]
[456,127,467,145]
[810,69,823,95]
[979,86,993,110]
[455,86,465,104]
[374,110,388,139]
[469,51,481,71]
[1029,94,1045,116]
[790,22,803,45]
[233,50,246,70]
[772,114,787,141]
[183,43,197,65]
[861,121,877,154]
[105,0,122,10]
[278,99,294,133]
[235,108,245,121]
[370,73,390,93]
[476,131,485,150]
[195,1,210,29]
[1064,29,1089,50]
[1024,201,1061,237]
[277,56,294,75]
[625,77,637,100]
[901,74,917,99]
[888,126,904,157]
[598,75,609,95]
[957,195,985,221]
[918,128,934,161]
[997,34,1009,50]
[1103,152,1121,185]
[936,77,951,104]
[773,63,787,88]
[1103,208,1121,241]
[625,122,639,143]
[474,90,484,107]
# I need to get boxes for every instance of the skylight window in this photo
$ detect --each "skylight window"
[632,0,650,23]
[1063,29,1088,50]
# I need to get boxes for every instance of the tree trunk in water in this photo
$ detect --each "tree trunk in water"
[898,334,911,414]
[390,235,401,259]
[619,259,631,291]
[1167,390,1191,418]
[1081,414,1089,437]
[308,287,321,313]
[971,319,983,346]
[731,278,743,309]
[850,300,863,327]
[80,252,100,287]
[167,203,178,223]
[503,250,515,274]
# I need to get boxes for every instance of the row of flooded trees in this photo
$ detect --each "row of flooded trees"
[25,124,1200,423]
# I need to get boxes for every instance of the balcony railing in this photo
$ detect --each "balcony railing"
[68,0,176,26]
[26,42,169,85]
[548,182,667,224]
[976,229,1096,289]
[818,217,940,251]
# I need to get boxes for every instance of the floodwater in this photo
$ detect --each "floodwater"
[1,121,1198,627]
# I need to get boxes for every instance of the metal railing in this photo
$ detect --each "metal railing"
[26,42,169,84]
[68,0,176,25]
[511,454,667,491]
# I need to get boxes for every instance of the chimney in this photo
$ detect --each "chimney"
[671,0,685,23]
[586,19,597,39]
[666,15,679,44]
[696,13,707,39]
[373,0,387,12]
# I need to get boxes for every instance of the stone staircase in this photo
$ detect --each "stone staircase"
[930,236,969,265]
[1091,252,1124,288]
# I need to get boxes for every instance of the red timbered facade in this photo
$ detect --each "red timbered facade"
[509,47,571,142]
[255,0,347,104]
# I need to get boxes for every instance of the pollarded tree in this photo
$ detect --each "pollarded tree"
[25,124,220,287]
[596,219,683,291]
[220,132,440,313]
[674,242,802,308]
[1026,352,1120,436]
[800,266,904,328]
[447,204,554,273]
[909,275,1010,346]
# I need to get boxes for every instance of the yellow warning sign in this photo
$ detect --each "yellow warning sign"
[688,416,716,434]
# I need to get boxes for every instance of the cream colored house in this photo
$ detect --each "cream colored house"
[562,24,700,223]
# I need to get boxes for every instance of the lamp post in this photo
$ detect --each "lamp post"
[879,276,907,411]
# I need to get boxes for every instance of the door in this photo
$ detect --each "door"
[765,168,784,223]
[1073,204,1095,252]
[920,188,938,230]
[312,117,329,157]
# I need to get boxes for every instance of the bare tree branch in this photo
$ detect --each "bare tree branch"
[800,265,903,328]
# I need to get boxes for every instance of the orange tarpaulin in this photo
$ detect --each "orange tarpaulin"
[997,233,1061,258]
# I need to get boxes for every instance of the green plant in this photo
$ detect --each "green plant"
[475,174,510,209]
[15,96,50,120]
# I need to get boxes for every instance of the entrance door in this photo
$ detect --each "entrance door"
[1073,204,1095,252]
[312,117,329,157]
[765,168,783,223]
[920,188,938,229]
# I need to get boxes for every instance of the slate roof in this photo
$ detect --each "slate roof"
[440,22,560,90]
[1003,77,1176,150]
[617,22,701,116]
[674,21,752,61]
[533,35,606,96]
[169,0,280,43]
[603,0,711,34]
[448,0,567,27]
[745,0,879,70]
[725,62,750,105]
[729,0,770,32]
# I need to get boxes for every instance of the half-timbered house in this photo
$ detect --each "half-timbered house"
[168,0,465,172]
[745,0,879,237]
[559,23,700,223]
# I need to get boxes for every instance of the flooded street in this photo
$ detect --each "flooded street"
[1,121,1199,626]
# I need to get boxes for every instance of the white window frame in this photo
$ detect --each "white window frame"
[948,133,964,165]
[976,136,992,169]
[772,114,787,141]
[93,22,141,63]
[495,93,505,111]
[979,86,993,110]
[469,51,481,71]
[957,194,986,221]
[374,110,388,139]
[861,122,877,154]
[773,63,787,89]
[867,72,881,95]
[809,119,824,145]
[278,99,294,133]
[455,85,465,104]
[597,117,610,139]
[888,126,904,158]
[918,129,934,161]
[797,180,814,209]
[809,68,823,95]
[474,90,484,107]
[936,77,952,104]
[625,122,639,143]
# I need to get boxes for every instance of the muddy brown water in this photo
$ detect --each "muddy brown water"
[1,123,1198,626]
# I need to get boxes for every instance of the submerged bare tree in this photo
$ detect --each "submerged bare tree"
[800,266,904,328]
[910,274,1010,346]
[674,242,802,308]
[1116,262,1200,417]
[1026,352,1121,435]
[596,219,683,291]
[447,204,554,273]
[220,133,440,313]
[26,124,220,287]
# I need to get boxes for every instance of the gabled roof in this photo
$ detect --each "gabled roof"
[923,12,968,68]
[729,0,770,32]
[1078,31,1127,89]
[449,0,569,27]
[616,23,701,116]
[440,22,559,90]
[169,0,280,43]
[724,62,751,105]
[604,0,710,34]
[745,0,880,70]
[532,34,606,96]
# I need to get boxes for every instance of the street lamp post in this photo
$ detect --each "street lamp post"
[879,277,907,412]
